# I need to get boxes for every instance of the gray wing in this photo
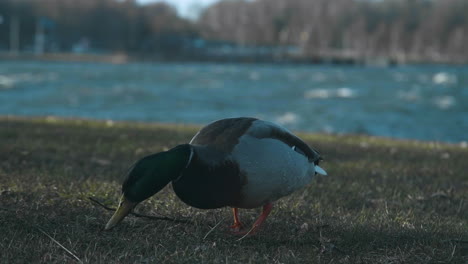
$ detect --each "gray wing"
[246,120,322,164]
[190,117,257,153]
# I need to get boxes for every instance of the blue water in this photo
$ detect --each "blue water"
[0,60,467,142]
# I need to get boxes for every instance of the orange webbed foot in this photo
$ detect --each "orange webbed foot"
[229,207,244,233]
[228,203,273,237]
[229,221,244,233]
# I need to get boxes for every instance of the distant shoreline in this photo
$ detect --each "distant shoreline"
[2,51,466,66]
[0,51,403,66]
[0,52,130,64]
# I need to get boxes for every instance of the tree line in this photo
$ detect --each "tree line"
[0,0,196,55]
[199,0,468,63]
[1,0,467,63]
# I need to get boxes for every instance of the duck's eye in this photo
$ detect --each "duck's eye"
[292,146,306,156]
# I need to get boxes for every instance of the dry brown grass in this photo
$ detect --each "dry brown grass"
[0,117,467,263]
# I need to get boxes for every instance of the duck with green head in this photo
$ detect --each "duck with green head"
[105,117,327,235]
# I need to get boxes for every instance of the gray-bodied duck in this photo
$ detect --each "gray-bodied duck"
[105,117,327,234]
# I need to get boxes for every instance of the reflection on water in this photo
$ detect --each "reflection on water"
[0,61,466,142]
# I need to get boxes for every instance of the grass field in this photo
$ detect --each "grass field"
[0,117,467,263]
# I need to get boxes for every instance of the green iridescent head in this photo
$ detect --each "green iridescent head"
[105,144,192,230]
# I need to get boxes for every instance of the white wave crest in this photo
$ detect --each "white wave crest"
[0,73,58,89]
[304,87,355,99]
[433,72,457,85]
[0,75,16,89]
[433,96,456,109]
[275,112,299,125]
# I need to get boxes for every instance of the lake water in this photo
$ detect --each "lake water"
[0,60,466,142]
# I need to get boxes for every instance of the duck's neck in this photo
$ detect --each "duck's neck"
[165,144,193,177]
[123,144,193,202]
[167,144,193,180]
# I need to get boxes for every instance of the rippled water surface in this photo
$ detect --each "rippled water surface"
[0,61,467,142]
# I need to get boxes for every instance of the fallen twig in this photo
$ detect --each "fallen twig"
[37,227,83,263]
[88,197,193,225]
[203,218,225,240]
[237,225,257,241]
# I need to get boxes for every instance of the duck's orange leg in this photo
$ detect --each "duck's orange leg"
[230,208,243,232]
[231,203,273,236]
[248,202,273,234]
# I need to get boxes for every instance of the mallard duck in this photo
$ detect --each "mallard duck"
[104,117,327,234]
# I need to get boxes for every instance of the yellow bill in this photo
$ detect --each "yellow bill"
[104,196,137,230]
